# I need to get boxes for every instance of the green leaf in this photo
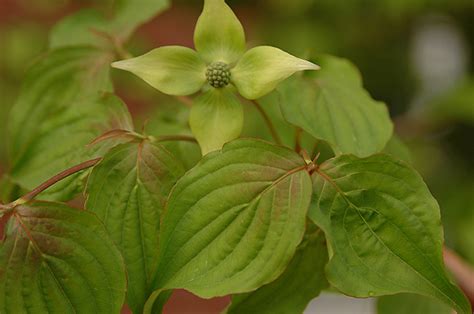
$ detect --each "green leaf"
[50,0,169,48]
[85,141,184,314]
[241,92,336,163]
[278,55,393,157]
[112,46,207,96]
[49,9,110,49]
[0,201,126,313]
[377,293,452,314]
[232,46,319,100]
[8,47,133,201]
[111,0,170,38]
[194,0,246,63]
[226,224,328,314]
[189,88,244,155]
[144,100,202,170]
[383,134,412,164]
[152,139,312,298]
[309,154,471,314]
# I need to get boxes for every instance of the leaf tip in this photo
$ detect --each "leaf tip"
[301,60,320,71]
[111,59,131,71]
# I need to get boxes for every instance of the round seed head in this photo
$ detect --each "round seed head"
[206,62,231,88]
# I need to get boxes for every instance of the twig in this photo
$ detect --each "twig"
[151,135,197,144]
[444,246,474,306]
[295,127,303,153]
[89,28,132,60]
[8,158,102,207]
[176,96,193,108]
[251,100,283,145]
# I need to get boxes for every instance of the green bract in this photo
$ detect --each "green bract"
[112,0,319,155]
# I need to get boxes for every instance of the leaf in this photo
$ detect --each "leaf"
[189,88,244,155]
[50,0,170,48]
[278,55,393,157]
[151,139,312,298]
[242,92,335,163]
[226,224,328,314]
[144,100,202,170]
[377,293,452,314]
[232,46,319,100]
[194,0,246,63]
[383,134,412,163]
[85,141,185,314]
[309,154,471,314]
[112,46,207,96]
[8,47,133,201]
[111,0,170,38]
[0,201,126,313]
[49,9,111,49]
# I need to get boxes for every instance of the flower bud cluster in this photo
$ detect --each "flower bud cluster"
[206,62,231,88]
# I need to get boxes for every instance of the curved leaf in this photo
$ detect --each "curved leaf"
[190,88,243,155]
[232,46,319,100]
[226,224,328,314]
[112,46,206,96]
[278,55,393,157]
[0,202,126,313]
[85,141,184,314]
[309,154,471,314]
[194,0,246,63]
[8,47,133,201]
[152,139,312,298]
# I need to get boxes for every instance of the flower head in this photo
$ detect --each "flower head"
[112,0,319,154]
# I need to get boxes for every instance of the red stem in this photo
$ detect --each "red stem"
[13,158,102,205]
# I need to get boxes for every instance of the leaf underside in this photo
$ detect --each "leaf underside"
[278,55,393,157]
[309,154,471,314]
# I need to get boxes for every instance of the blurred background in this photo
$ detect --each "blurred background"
[0,0,472,313]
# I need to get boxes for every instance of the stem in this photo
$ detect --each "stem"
[251,100,283,145]
[90,28,132,60]
[310,140,320,158]
[295,127,302,153]
[443,247,474,305]
[10,158,102,207]
[151,135,198,144]
[176,96,193,108]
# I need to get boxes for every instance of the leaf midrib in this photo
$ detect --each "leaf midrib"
[314,167,461,311]
[12,213,78,313]
[156,164,307,289]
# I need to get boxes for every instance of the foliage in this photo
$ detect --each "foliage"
[0,0,471,314]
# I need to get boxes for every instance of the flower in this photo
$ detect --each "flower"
[112,0,319,155]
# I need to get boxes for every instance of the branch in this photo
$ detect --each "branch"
[251,100,283,145]
[9,158,102,207]
[176,96,193,108]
